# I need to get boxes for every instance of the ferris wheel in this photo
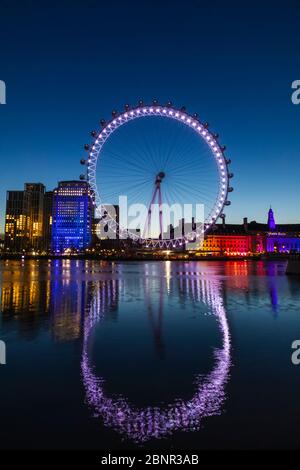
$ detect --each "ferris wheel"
[80,100,233,248]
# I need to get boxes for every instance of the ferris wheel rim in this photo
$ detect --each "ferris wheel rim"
[84,102,232,248]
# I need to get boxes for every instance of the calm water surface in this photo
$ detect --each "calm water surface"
[0,259,300,449]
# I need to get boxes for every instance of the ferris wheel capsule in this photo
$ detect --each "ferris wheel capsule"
[153,99,159,106]
[228,187,234,192]
[138,99,144,107]
[213,133,219,139]
[112,110,118,118]
[224,201,231,206]
[84,144,90,151]
[80,174,86,180]
[221,145,226,151]
[204,122,209,128]
[124,104,130,111]
[180,106,186,112]
[80,159,86,165]
[228,173,234,178]
[91,130,97,138]
[193,113,199,119]
[226,158,231,165]
[166,101,172,107]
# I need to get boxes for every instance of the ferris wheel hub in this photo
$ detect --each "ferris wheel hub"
[155,171,165,184]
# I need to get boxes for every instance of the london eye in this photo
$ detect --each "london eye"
[81,100,233,248]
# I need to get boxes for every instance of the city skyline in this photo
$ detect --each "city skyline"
[1,1,300,231]
[2,178,297,238]
[3,177,300,256]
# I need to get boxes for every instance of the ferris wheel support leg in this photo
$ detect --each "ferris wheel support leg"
[144,186,158,239]
[158,185,163,240]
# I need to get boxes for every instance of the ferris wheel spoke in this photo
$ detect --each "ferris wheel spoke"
[102,144,154,171]
[159,124,189,170]
[168,148,213,174]
[170,181,216,207]
[102,179,153,200]
[169,153,213,174]
[164,121,198,166]
[141,129,165,172]
[101,150,153,176]
[171,177,216,196]
[119,121,162,172]
[168,178,218,196]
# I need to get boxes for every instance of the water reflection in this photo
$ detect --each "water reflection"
[0,260,292,442]
[81,266,231,443]
[1,259,300,449]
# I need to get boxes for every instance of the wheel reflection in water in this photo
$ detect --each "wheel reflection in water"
[81,273,231,443]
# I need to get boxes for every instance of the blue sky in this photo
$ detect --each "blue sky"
[0,0,300,231]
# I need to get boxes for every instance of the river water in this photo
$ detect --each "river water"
[0,259,300,449]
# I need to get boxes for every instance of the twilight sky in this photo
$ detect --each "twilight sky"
[0,0,300,231]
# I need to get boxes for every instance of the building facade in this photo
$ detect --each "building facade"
[199,210,300,255]
[201,234,253,255]
[4,190,31,252]
[266,233,300,253]
[264,208,300,253]
[43,191,53,251]
[25,183,45,250]
[51,181,93,253]
[4,183,52,253]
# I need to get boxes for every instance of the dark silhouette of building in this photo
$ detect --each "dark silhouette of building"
[4,190,31,252]
[43,191,53,251]
[5,183,49,253]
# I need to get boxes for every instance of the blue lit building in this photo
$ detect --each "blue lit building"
[267,207,276,231]
[51,181,94,253]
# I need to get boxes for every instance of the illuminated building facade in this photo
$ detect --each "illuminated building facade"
[200,230,300,256]
[201,234,252,255]
[25,183,45,250]
[51,181,93,253]
[4,183,52,253]
[199,210,300,255]
[266,233,300,253]
[267,207,276,231]
[264,209,300,253]
[4,190,31,252]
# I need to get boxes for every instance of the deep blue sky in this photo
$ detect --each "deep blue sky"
[1,0,300,231]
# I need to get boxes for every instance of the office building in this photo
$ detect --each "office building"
[51,181,93,253]
[4,190,31,252]
[25,183,45,250]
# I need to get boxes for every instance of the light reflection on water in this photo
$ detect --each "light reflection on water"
[1,259,300,449]
[81,267,231,442]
